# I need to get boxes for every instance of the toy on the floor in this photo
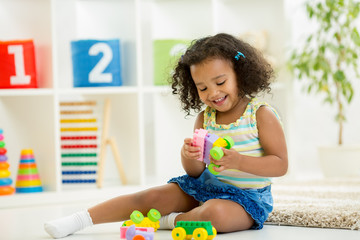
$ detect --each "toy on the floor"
[15,149,43,193]
[120,225,154,239]
[192,129,235,175]
[123,225,154,240]
[172,221,217,240]
[122,209,161,231]
[0,129,15,196]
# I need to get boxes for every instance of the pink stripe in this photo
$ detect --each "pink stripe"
[17,174,40,180]
[21,154,34,160]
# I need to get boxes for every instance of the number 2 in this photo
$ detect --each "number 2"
[88,43,113,83]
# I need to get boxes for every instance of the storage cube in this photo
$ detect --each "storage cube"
[71,39,122,87]
[153,39,190,85]
[0,40,37,89]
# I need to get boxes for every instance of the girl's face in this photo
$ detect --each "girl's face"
[190,58,240,113]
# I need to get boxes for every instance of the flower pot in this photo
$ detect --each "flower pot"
[318,145,360,178]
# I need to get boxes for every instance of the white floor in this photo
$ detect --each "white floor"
[1,201,360,240]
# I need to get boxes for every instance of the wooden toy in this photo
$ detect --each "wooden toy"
[60,99,127,188]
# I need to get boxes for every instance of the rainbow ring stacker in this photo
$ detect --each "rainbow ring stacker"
[0,129,15,195]
[192,129,235,175]
[15,149,43,193]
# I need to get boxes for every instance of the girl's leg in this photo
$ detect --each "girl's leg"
[175,199,254,232]
[89,183,199,224]
[45,183,198,238]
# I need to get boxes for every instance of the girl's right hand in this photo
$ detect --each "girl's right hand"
[181,138,201,160]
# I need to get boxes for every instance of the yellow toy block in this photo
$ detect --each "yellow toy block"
[213,138,227,148]
[122,209,161,231]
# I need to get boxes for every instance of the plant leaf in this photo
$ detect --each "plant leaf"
[351,28,360,46]
[333,70,345,82]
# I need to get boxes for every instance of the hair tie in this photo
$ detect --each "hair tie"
[235,51,245,60]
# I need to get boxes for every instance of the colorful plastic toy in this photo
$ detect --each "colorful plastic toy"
[122,209,161,231]
[123,225,154,240]
[192,129,234,175]
[0,129,15,196]
[15,149,43,193]
[120,226,154,239]
[172,221,217,240]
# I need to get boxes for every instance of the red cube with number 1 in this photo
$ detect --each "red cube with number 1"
[0,40,37,88]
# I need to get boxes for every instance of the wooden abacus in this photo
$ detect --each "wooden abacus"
[59,99,127,188]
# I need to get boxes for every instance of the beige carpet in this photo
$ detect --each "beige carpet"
[266,178,360,230]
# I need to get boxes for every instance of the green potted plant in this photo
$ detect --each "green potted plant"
[288,0,360,177]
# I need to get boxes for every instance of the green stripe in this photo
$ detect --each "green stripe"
[217,175,270,182]
[18,168,38,175]
[61,153,97,157]
[62,162,98,166]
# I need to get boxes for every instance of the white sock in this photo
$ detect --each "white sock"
[44,210,93,239]
[158,212,182,229]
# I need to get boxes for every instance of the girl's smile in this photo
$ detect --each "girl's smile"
[213,96,227,106]
[190,58,240,113]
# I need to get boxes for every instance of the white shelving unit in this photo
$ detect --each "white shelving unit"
[0,0,289,207]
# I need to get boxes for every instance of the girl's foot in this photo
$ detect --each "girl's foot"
[44,210,93,238]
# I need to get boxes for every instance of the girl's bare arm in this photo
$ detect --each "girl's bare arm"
[181,112,206,177]
[212,106,288,177]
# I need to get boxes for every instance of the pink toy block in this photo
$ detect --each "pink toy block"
[192,129,208,161]
[120,226,154,239]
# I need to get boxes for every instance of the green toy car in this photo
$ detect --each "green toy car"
[172,221,217,240]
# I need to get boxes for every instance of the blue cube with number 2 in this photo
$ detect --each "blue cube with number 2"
[71,39,122,87]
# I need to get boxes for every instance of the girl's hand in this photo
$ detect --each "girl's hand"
[181,138,201,160]
[210,148,241,172]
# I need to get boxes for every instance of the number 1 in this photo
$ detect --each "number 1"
[8,45,31,85]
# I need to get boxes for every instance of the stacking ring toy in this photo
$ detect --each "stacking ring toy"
[0,178,12,186]
[0,186,15,195]
[0,169,10,178]
[16,186,43,193]
[0,162,9,169]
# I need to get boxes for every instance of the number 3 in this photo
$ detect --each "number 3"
[88,43,113,83]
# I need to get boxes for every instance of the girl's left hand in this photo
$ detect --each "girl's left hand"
[210,148,241,172]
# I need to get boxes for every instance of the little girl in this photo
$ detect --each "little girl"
[45,33,288,238]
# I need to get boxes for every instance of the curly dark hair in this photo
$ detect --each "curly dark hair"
[171,33,274,116]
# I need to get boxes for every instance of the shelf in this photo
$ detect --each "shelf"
[142,86,171,94]
[0,0,289,208]
[0,89,54,97]
[57,86,139,95]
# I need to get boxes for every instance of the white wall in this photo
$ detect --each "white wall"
[285,0,360,179]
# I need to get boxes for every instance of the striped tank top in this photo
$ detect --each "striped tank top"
[203,98,282,189]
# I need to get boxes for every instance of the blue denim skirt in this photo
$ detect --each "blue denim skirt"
[168,169,273,229]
